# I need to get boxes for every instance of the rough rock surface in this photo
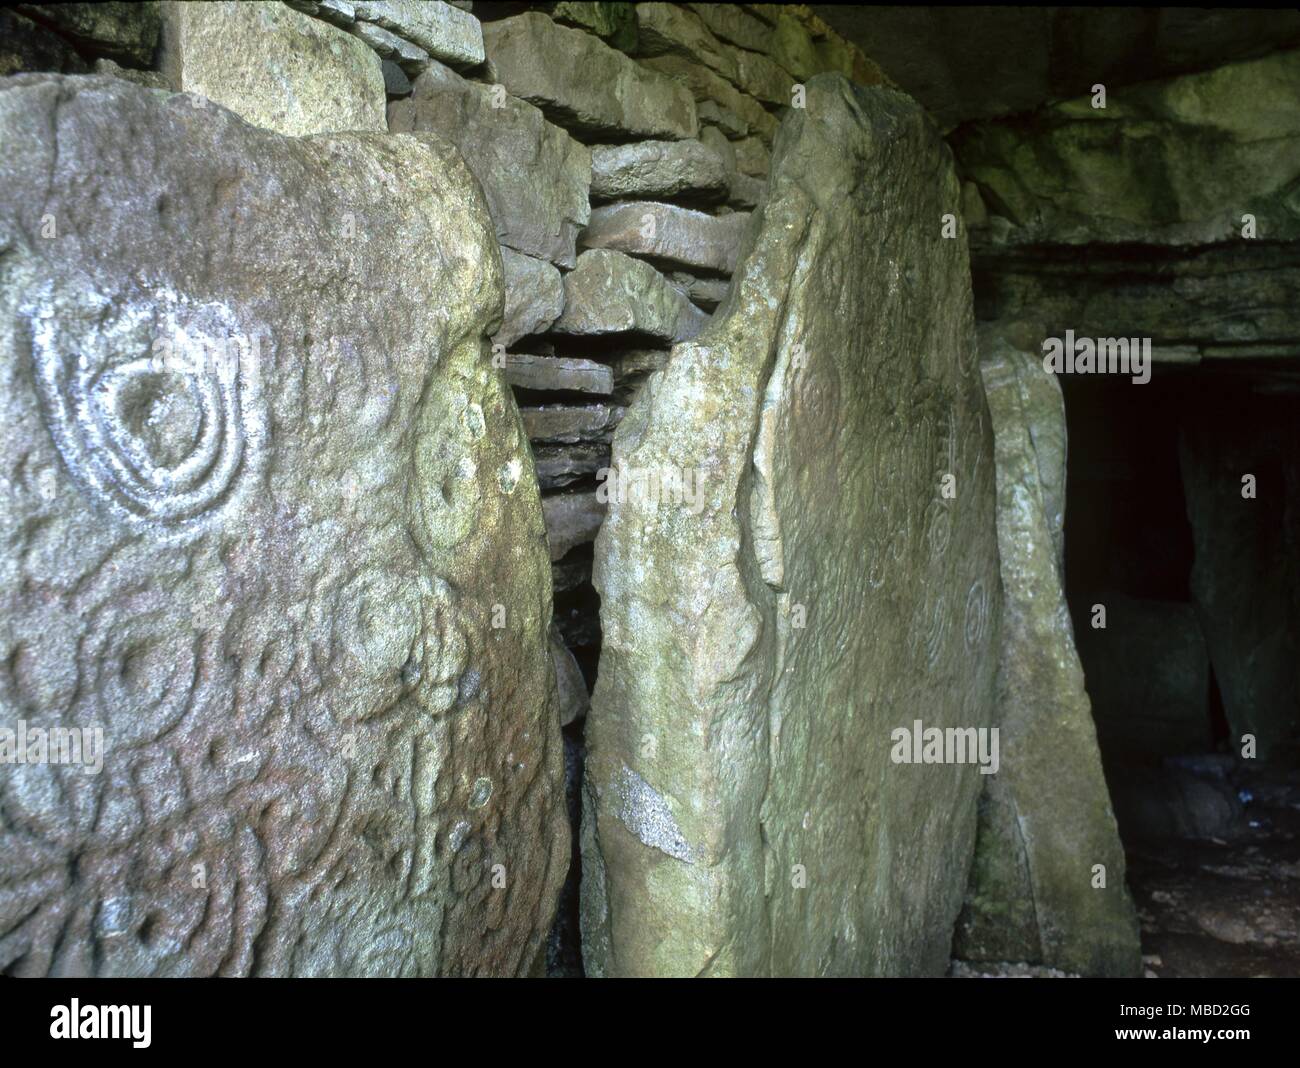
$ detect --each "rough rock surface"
[953,328,1141,977]
[581,75,1000,977]
[18,2,161,66]
[504,354,613,396]
[0,74,567,977]
[497,250,564,349]
[813,6,1300,129]
[553,249,709,343]
[590,140,729,202]
[352,0,484,69]
[954,50,1300,247]
[389,61,591,268]
[581,202,749,275]
[159,0,386,137]
[640,53,778,144]
[483,12,697,141]
[543,492,606,562]
[0,9,90,77]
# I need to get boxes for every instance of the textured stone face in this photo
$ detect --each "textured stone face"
[159,0,386,137]
[954,329,1140,977]
[954,49,1300,246]
[483,12,697,141]
[582,75,1000,977]
[351,0,484,68]
[0,75,566,977]
[18,2,161,66]
[389,61,591,269]
[589,139,729,202]
[581,202,749,274]
[553,249,709,342]
[497,249,564,349]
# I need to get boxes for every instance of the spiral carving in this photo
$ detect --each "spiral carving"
[25,285,264,533]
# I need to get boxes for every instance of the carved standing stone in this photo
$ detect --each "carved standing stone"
[581,75,1001,977]
[0,75,567,977]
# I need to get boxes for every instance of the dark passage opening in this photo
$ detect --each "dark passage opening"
[1059,359,1300,977]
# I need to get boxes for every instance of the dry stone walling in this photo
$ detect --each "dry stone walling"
[0,73,567,976]
[953,325,1140,977]
[581,74,1003,977]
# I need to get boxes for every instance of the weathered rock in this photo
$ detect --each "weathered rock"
[581,75,1000,977]
[543,491,606,561]
[94,57,169,90]
[581,202,749,274]
[728,171,766,210]
[352,0,484,68]
[350,19,430,76]
[733,136,771,178]
[18,2,160,66]
[685,3,771,54]
[589,140,729,202]
[813,5,1300,129]
[669,271,731,312]
[483,12,696,140]
[770,10,819,80]
[381,57,412,95]
[973,242,1300,354]
[389,61,591,268]
[0,10,90,77]
[1180,404,1300,762]
[550,625,590,726]
[549,1,638,53]
[953,329,1140,977]
[730,46,795,106]
[504,354,613,395]
[497,250,564,348]
[634,3,737,85]
[553,249,709,342]
[954,49,1300,246]
[159,0,386,136]
[640,53,778,144]
[522,403,623,444]
[0,73,566,976]
[697,98,747,139]
[535,443,610,490]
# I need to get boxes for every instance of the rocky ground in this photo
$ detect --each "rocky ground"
[1127,761,1300,978]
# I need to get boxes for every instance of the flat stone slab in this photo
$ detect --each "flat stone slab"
[483,12,697,140]
[552,249,710,342]
[582,76,1001,977]
[498,249,564,348]
[353,0,483,68]
[543,491,606,561]
[534,442,610,490]
[590,139,729,202]
[389,61,591,268]
[522,403,624,444]
[0,73,566,976]
[581,202,749,275]
[159,0,386,137]
[504,353,614,395]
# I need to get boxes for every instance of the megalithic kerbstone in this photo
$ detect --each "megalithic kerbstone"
[0,74,567,976]
[581,73,1002,977]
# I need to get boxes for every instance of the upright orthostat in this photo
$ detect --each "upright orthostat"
[0,75,566,976]
[582,74,1001,976]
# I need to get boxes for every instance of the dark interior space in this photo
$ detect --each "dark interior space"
[1061,361,1300,976]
